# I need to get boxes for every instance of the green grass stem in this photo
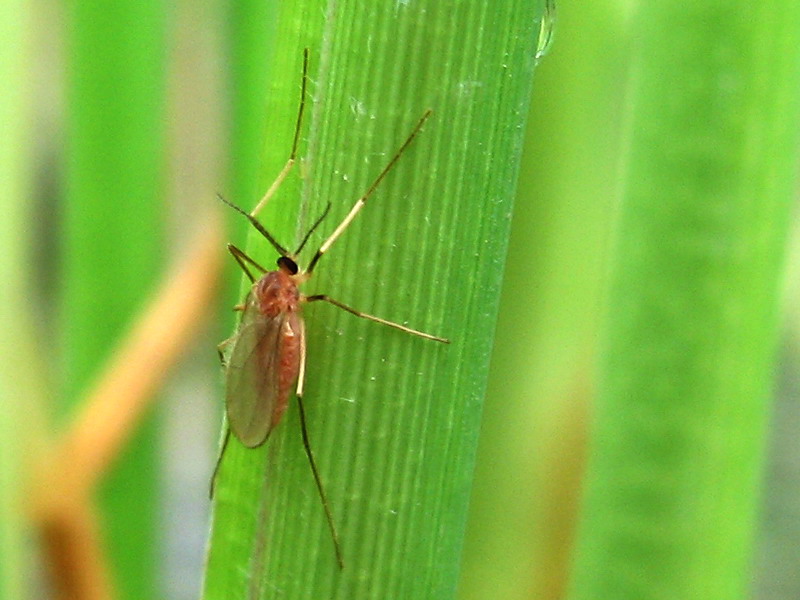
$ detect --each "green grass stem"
[568,4,800,599]
[62,2,167,598]
[203,2,547,598]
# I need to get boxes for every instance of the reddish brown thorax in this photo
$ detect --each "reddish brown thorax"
[255,267,301,318]
[250,264,303,428]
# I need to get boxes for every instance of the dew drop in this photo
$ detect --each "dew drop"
[534,0,557,65]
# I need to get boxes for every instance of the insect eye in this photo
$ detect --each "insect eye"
[277,256,299,274]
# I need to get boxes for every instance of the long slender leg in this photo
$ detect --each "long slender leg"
[250,48,310,218]
[294,320,345,569]
[296,318,307,399]
[209,427,231,499]
[305,294,449,343]
[217,50,309,255]
[305,109,433,274]
[210,338,237,498]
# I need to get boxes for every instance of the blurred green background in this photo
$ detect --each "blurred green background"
[2,1,799,599]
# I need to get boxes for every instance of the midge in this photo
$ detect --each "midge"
[212,49,449,569]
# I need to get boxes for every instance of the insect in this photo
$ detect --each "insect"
[212,49,449,569]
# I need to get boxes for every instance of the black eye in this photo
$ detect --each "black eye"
[277,256,299,274]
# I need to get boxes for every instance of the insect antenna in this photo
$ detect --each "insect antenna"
[292,201,332,256]
[226,244,269,282]
[217,193,291,257]
[305,109,433,274]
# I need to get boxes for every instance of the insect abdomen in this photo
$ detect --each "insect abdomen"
[273,312,302,428]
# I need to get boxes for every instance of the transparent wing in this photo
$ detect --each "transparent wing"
[224,299,287,448]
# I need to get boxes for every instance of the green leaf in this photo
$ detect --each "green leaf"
[568,4,800,600]
[0,1,38,597]
[203,2,547,598]
[459,1,628,597]
[61,2,167,598]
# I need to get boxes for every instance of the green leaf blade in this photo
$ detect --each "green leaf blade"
[204,2,546,598]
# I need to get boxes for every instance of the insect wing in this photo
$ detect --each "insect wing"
[225,299,290,448]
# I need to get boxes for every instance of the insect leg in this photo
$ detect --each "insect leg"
[250,48,310,218]
[209,427,231,499]
[305,294,449,343]
[211,341,236,498]
[305,110,432,275]
[217,337,234,365]
[294,320,345,569]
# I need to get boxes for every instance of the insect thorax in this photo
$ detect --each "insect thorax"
[255,270,301,317]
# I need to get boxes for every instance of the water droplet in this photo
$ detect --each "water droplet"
[349,97,367,118]
[534,0,556,65]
